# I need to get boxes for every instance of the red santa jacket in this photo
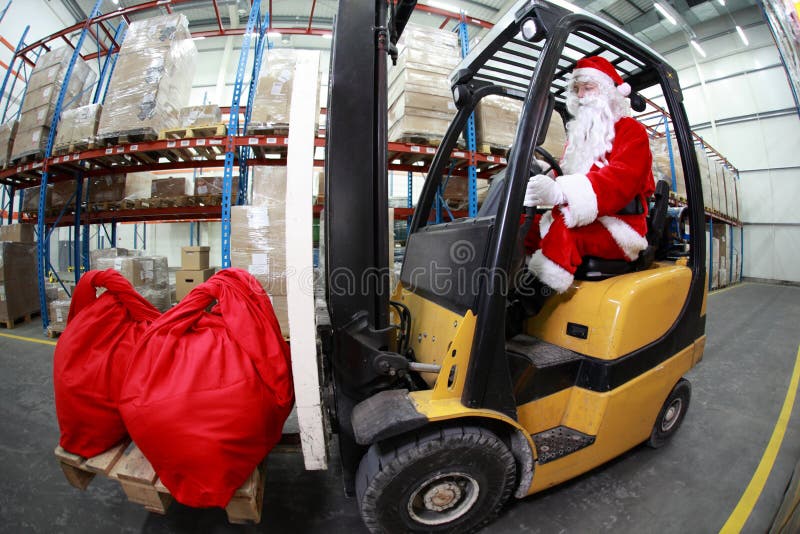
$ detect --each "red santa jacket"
[552,116,655,260]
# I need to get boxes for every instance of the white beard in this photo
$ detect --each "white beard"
[561,90,628,175]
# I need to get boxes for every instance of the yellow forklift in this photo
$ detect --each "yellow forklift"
[322,1,707,531]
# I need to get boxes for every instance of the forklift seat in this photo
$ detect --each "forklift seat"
[574,179,671,281]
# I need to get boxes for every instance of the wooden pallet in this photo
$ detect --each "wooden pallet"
[1,311,37,330]
[55,441,265,524]
[477,142,510,156]
[159,123,227,140]
[390,134,442,147]
[46,325,65,338]
[246,125,289,137]
[10,152,43,166]
[97,129,159,147]
[53,141,96,156]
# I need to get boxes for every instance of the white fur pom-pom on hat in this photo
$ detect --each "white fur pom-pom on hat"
[617,82,631,97]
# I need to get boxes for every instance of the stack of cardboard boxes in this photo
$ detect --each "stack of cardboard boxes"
[230,166,289,336]
[388,24,461,143]
[175,246,214,301]
[97,14,197,140]
[0,121,18,167]
[0,224,40,327]
[11,47,97,161]
[54,103,102,153]
[178,105,222,130]
[249,50,301,133]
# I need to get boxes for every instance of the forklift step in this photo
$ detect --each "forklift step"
[531,426,596,464]
[506,335,583,368]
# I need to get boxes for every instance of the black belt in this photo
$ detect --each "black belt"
[617,196,644,215]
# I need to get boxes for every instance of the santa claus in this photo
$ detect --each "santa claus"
[523,55,655,293]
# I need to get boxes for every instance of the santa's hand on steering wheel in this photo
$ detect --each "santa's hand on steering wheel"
[524,174,564,208]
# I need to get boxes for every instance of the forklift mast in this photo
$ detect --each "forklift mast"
[323,0,417,490]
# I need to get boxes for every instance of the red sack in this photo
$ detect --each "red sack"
[53,269,161,457]
[119,268,293,508]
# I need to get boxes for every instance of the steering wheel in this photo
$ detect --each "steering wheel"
[532,146,563,178]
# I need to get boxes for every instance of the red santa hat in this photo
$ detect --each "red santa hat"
[572,56,631,97]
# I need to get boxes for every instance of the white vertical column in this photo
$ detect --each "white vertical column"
[285,50,327,470]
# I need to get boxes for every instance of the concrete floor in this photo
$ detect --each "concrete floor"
[1,281,799,533]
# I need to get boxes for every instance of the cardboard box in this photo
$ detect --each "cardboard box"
[94,255,168,289]
[54,103,102,151]
[269,294,289,337]
[181,246,210,270]
[179,105,222,129]
[151,177,187,198]
[175,267,215,301]
[0,242,39,322]
[90,247,137,268]
[193,175,238,201]
[0,223,34,243]
[22,185,52,213]
[48,299,71,331]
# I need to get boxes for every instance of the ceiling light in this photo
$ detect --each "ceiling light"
[690,39,707,58]
[736,26,749,46]
[653,3,677,25]
[426,1,466,15]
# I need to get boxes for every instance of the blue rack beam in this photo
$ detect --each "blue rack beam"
[458,16,479,218]
[221,3,268,268]
[37,0,104,329]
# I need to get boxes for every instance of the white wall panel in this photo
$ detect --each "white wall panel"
[744,225,774,279]
[738,170,774,223]
[744,68,796,112]
[773,227,800,282]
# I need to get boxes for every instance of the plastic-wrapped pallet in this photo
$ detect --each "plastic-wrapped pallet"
[178,105,222,129]
[48,299,71,331]
[474,96,521,152]
[695,146,712,212]
[93,255,170,311]
[0,121,18,167]
[97,14,197,141]
[22,185,53,213]
[248,49,320,134]
[650,136,686,199]
[10,47,96,161]
[89,247,141,269]
[54,104,102,153]
[193,175,239,203]
[151,177,188,198]
[89,174,126,204]
[50,179,85,210]
[388,23,461,144]
[230,166,288,335]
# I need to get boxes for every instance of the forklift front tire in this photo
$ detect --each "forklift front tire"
[356,425,516,533]
[647,378,691,449]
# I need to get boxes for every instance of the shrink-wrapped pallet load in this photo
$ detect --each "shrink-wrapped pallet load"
[54,104,102,153]
[247,49,320,134]
[696,146,712,212]
[650,135,686,199]
[230,166,288,335]
[10,47,96,161]
[22,184,52,213]
[94,255,171,311]
[0,242,40,325]
[97,14,197,141]
[388,23,461,143]
[178,105,222,129]
[0,121,18,167]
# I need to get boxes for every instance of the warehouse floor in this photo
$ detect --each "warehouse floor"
[1,281,799,533]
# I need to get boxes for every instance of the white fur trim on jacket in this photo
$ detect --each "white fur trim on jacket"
[556,173,598,228]
[528,250,573,294]
[539,210,554,238]
[598,216,649,261]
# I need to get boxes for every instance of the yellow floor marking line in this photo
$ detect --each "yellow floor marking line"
[720,344,800,533]
[710,282,749,296]
[0,332,57,346]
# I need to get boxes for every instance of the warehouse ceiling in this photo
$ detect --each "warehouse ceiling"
[66,0,759,49]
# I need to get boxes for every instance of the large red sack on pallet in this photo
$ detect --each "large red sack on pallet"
[119,268,293,508]
[54,269,161,457]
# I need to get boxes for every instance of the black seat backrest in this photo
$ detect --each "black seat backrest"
[637,179,671,269]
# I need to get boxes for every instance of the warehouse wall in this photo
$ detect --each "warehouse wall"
[647,5,800,283]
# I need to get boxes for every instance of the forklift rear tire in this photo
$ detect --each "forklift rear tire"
[647,378,691,449]
[356,425,516,533]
